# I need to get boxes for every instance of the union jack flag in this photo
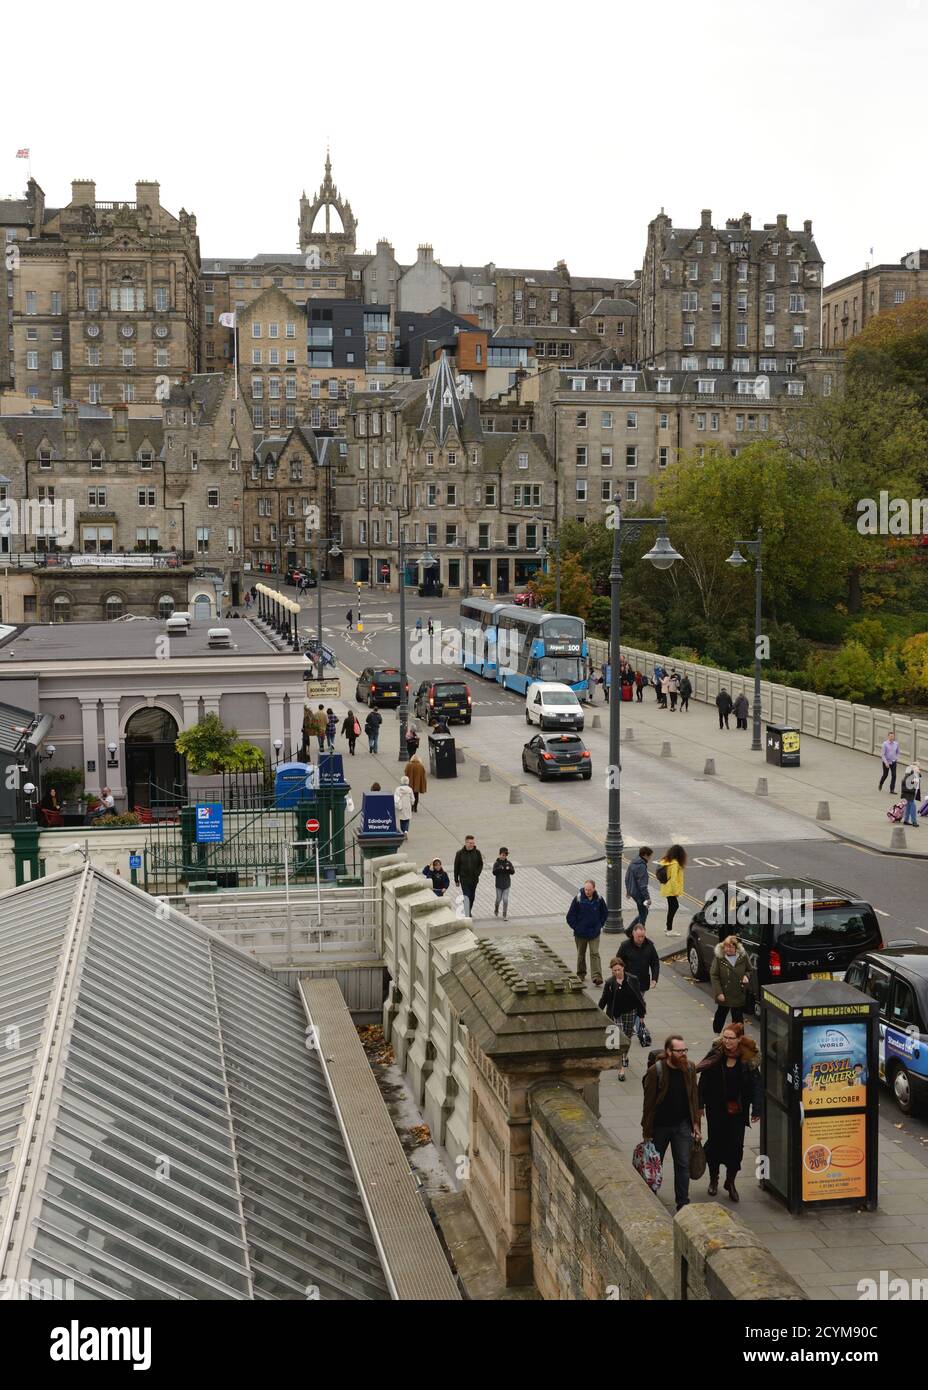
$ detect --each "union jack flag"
[15,149,29,158]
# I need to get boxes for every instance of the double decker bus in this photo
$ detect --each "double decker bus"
[458,597,508,678]
[493,607,589,696]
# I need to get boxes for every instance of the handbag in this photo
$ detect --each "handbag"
[633,1139,663,1194]
[689,1137,707,1180]
[637,1021,652,1049]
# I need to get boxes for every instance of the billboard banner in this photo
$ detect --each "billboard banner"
[801,1112,867,1201]
[801,1022,868,1111]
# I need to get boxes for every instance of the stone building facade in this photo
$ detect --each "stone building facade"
[821,250,928,348]
[638,209,823,372]
[243,424,338,574]
[9,178,200,407]
[495,264,573,329]
[579,297,638,365]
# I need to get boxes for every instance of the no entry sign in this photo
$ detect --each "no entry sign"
[305,817,320,834]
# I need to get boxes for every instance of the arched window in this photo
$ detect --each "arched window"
[158,594,175,618]
[105,594,123,621]
[52,594,71,624]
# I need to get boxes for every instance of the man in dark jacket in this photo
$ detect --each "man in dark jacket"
[641,1035,702,1211]
[453,836,484,915]
[567,879,608,985]
[364,708,382,753]
[733,692,749,730]
[619,923,660,997]
[624,846,653,927]
[716,688,733,729]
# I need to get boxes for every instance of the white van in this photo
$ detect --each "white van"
[525,681,585,731]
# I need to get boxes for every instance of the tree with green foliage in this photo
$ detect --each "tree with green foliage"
[175,712,266,773]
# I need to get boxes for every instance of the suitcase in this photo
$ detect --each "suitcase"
[887,801,905,823]
[621,685,633,702]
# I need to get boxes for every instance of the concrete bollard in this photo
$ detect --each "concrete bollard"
[545,809,561,832]
[479,764,491,783]
[509,784,523,805]
[703,758,716,776]
[891,826,907,849]
[816,801,831,821]
[756,777,768,796]
[455,745,465,763]
[591,714,602,730]
[624,726,635,741]
[661,741,672,758]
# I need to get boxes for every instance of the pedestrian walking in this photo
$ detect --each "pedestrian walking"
[733,692,749,730]
[696,1023,761,1202]
[901,763,921,828]
[404,753,427,811]
[341,708,361,755]
[624,845,653,928]
[244,590,252,609]
[618,923,659,1051]
[423,858,450,896]
[365,708,382,754]
[346,608,353,631]
[634,669,645,703]
[405,723,421,758]
[653,663,664,703]
[656,844,686,934]
[453,835,484,916]
[668,670,680,712]
[716,687,733,729]
[311,704,327,753]
[879,730,900,793]
[566,879,608,985]
[679,674,692,712]
[394,776,414,834]
[659,672,671,709]
[427,617,434,638]
[709,934,752,1033]
[300,705,313,761]
[599,955,647,1082]
[491,847,515,919]
[325,707,337,751]
[415,617,423,636]
[641,1035,702,1212]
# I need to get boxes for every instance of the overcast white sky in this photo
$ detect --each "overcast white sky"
[4,0,926,284]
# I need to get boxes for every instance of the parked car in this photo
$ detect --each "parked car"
[512,591,533,607]
[845,945,928,1115]
[355,666,410,708]
[414,679,472,726]
[525,680,584,731]
[687,875,883,1014]
[521,732,592,781]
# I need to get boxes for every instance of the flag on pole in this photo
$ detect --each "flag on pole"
[15,149,29,159]
[218,312,236,328]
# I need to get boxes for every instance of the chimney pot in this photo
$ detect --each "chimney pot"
[700,208,712,228]
[803,219,812,235]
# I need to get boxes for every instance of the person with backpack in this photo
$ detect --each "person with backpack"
[341,708,361,755]
[566,879,608,985]
[491,847,515,919]
[696,1022,761,1202]
[901,763,921,828]
[624,846,653,928]
[657,844,686,934]
[404,752,427,811]
[709,934,752,1033]
[653,663,664,702]
[365,708,382,754]
[599,955,647,1082]
[679,674,692,712]
[641,1035,702,1211]
[405,723,421,758]
[423,858,450,896]
[716,688,733,729]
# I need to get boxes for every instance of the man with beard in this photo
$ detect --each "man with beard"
[641,1034,702,1211]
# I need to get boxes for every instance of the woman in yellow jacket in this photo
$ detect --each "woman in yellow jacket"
[657,844,687,934]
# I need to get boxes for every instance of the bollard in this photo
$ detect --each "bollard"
[703,758,716,776]
[455,746,465,764]
[816,801,831,821]
[591,714,602,731]
[479,764,491,783]
[624,726,635,742]
[661,741,672,758]
[545,809,561,832]
[891,825,907,850]
[756,777,768,796]
[509,784,523,805]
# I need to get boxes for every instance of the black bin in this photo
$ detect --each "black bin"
[766,723,800,767]
[428,732,457,778]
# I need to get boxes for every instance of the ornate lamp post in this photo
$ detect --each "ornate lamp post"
[726,527,763,752]
[397,525,437,760]
[604,496,681,934]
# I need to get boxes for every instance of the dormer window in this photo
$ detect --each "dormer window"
[38,448,52,469]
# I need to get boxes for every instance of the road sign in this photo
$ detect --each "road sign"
[195,803,224,844]
[380,565,389,576]
[129,853,142,869]
[305,817,320,834]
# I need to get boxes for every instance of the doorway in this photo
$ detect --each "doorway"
[193,593,212,621]
[125,706,186,809]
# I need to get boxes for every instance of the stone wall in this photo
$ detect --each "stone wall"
[589,637,928,765]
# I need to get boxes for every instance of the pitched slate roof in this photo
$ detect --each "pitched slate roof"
[661,220,822,264]
[418,353,466,444]
[587,297,638,316]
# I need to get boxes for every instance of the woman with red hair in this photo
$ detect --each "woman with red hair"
[696,1022,761,1202]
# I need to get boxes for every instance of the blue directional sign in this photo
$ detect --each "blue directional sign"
[129,853,142,870]
[195,803,224,844]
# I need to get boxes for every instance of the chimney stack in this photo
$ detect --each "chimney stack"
[803,219,813,235]
[113,404,129,442]
[70,179,96,206]
[776,213,788,231]
[700,208,712,229]
[135,181,160,212]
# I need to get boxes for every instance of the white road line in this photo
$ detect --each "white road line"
[723,844,780,869]
[918,928,928,937]
[875,909,890,918]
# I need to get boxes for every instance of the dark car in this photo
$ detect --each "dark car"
[355,666,410,708]
[845,945,928,1115]
[414,679,472,726]
[686,876,883,1014]
[521,732,592,781]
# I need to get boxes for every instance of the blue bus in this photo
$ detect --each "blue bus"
[459,598,508,678]
[493,607,589,696]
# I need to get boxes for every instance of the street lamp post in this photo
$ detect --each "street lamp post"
[396,524,437,760]
[532,516,560,610]
[315,531,343,663]
[604,496,681,935]
[726,527,763,752]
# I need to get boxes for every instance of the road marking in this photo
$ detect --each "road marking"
[918,928,928,937]
[723,844,780,870]
[875,909,890,918]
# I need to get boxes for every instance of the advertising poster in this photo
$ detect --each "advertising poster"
[801,1112,867,1201]
[802,1023,868,1110]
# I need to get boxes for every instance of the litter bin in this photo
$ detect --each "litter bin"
[766,723,800,767]
[428,732,457,779]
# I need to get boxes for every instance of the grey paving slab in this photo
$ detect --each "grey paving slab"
[817,1244,914,1270]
